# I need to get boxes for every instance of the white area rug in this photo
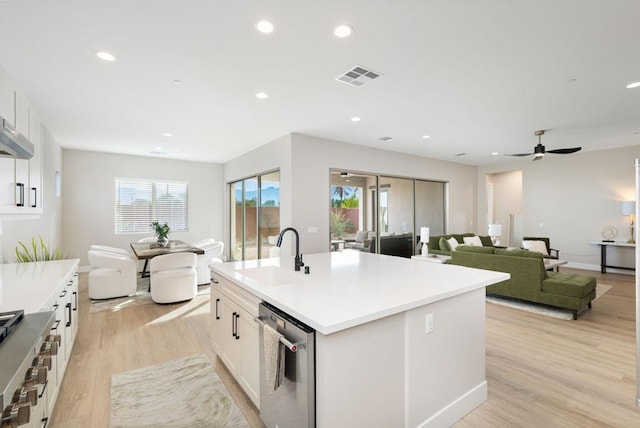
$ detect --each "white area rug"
[110,354,249,428]
[486,284,612,320]
[90,278,210,313]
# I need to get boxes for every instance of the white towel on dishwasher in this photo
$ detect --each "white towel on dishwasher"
[264,324,285,391]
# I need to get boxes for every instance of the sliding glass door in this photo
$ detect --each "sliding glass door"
[230,170,280,261]
[378,176,415,257]
[329,170,447,258]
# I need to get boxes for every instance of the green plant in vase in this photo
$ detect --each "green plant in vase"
[151,221,171,246]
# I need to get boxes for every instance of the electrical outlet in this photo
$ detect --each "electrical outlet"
[425,313,434,334]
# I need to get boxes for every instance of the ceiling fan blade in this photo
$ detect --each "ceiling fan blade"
[505,153,534,157]
[547,147,582,154]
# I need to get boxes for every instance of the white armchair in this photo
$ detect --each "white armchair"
[89,245,132,258]
[192,239,224,285]
[87,250,137,299]
[150,253,198,303]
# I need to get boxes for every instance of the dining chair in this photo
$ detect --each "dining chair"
[87,249,137,299]
[192,239,224,284]
[149,253,198,303]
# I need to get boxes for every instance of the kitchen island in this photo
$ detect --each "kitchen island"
[211,251,508,427]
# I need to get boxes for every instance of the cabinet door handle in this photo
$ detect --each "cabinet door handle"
[215,298,220,320]
[235,313,240,340]
[31,187,36,208]
[73,291,78,311]
[16,183,24,207]
[65,303,72,327]
[50,319,60,332]
[231,312,237,338]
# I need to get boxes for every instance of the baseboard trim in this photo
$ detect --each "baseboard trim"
[416,381,487,428]
[566,262,635,275]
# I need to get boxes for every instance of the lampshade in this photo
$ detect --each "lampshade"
[622,201,635,216]
[420,227,430,243]
[488,223,502,237]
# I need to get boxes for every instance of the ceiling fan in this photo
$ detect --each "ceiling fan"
[506,130,582,161]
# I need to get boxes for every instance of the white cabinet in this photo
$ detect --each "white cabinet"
[27,107,42,211]
[0,65,43,216]
[210,274,261,407]
[39,261,79,417]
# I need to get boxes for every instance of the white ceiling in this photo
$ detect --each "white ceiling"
[0,0,639,166]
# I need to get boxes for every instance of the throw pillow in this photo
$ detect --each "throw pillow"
[522,240,549,256]
[447,237,459,251]
[463,236,483,247]
[439,237,451,251]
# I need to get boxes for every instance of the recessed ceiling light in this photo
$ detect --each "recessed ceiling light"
[351,117,361,122]
[173,79,183,85]
[626,81,640,89]
[491,152,499,156]
[256,20,275,34]
[255,92,269,99]
[163,133,173,138]
[422,135,431,139]
[96,51,115,62]
[334,24,354,38]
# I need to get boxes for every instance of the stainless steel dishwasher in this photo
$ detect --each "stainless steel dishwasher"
[257,301,315,428]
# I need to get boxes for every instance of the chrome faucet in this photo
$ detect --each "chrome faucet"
[276,227,304,271]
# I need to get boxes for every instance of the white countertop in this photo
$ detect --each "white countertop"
[212,251,509,335]
[0,259,79,313]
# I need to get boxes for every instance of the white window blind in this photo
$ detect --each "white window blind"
[115,179,188,234]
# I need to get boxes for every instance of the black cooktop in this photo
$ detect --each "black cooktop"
[0,310,24,345]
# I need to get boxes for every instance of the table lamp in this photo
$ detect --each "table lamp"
[488,223,502,246]
[420,226,430,255]
[622,201,635,244]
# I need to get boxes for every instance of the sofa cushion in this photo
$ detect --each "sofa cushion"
[463,236,483,246]
[455,245,495,254]
[495,248,543,259]
[479,235,493,247]
[354,230,368,243]
[447,237,459,251]
[522,240,549,256]
[439,237,450,251]
[542,273,596,298]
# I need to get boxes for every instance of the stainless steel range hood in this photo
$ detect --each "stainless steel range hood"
[0,115,33,159]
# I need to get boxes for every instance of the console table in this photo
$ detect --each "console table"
[592,241,636,273]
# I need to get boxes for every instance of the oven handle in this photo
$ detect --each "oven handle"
[254,316,302,352]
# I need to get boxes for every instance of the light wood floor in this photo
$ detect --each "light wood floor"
[50,268,640,427]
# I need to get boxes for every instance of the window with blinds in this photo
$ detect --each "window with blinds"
[115,179,189,234]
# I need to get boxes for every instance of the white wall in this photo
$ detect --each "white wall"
[62,150,223,266]
[478,145,640,271]
[0,127,63,262]
[487,170,522,245]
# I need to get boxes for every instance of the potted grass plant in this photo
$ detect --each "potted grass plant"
[15,236,64,262]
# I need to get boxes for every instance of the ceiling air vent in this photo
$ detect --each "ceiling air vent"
[378,136,394,142]
[336,65,381,87]
[454,153,468,157]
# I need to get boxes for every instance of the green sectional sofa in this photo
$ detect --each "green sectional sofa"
[450,245,596,320]
[427,233,494,256]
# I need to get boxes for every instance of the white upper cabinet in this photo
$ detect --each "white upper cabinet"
[0,65,44,216]
[28,107,43,211]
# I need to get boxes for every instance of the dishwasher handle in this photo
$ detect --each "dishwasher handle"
[254,316,303,352]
